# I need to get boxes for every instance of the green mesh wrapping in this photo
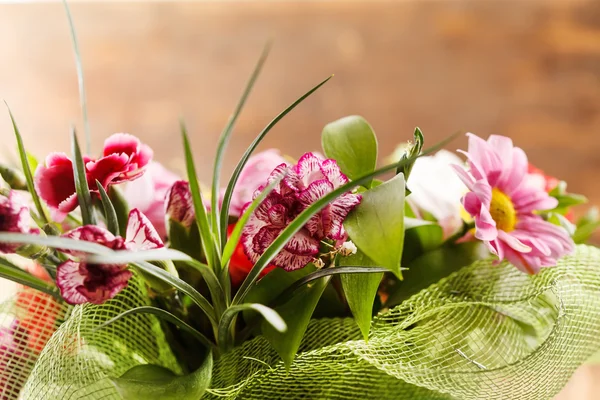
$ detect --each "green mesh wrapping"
[7,245,600,399]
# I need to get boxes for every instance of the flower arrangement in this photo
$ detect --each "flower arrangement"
[1,12,600,400]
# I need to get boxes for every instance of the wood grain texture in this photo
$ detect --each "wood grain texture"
[0,1,599,398]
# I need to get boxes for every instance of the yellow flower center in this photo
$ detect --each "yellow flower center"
[489,188,517,232]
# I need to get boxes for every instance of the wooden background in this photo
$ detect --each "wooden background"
[0,1,599,398]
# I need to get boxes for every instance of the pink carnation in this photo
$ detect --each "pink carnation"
[35,133,153,219]
[241,153,361,271]
[0,192,38,253]
[453,133,575,274]
[56,209,163,305]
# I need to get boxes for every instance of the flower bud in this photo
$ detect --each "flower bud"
[165,180,195,229]
[0,191,38,254]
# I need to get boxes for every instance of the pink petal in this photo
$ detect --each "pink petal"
[474,205,498,241]
[61,225,125,256]
[134,144,153,170]
[34,154,77,211]
[451,164,476,190]
[327,193,362,239]
[165,180,196,228]
[75,264,132,305]
[497,230,532,253]
[125,209,164,251]
[500,147,528,195]
[462,192,482,216]
[103,133,141,158]
[296,179,334,205]
[320,159,348,188]
[56,260,88,305]
[294,153,325,189]
[85,154,130,188]
[283,229,320,256]
[273,249,315,271]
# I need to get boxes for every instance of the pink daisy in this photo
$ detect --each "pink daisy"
[452,133,575,274]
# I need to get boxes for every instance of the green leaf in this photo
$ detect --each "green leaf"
[339,250,384,340]
[95,306,214,350]
[262,275,331,367]
[211,43,271,249]
[573,207,600,244]
[133,261,217,327]
[110,351,213,400]
[181,122,219,273]
[321,115,378,186]
[96,181,119,236]
[385,242,488,307]
[4,102,49,224]
[0,232,112,254]
[71,128,96,225]
[219,75,333,244]
[344,173,406,278]
[232,132,460,306]
[402,219,444,264]
[0,163,27,190]
[63,0,91,153]
[0,257,60,300]
[108,186,130,236]
[218,303,286,350]
[222,171,284,267]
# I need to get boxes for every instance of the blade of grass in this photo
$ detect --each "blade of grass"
[217,303,285,351]
[71,128,96,225]
[222,169,285,266]
[96,180,119,236]
[63,0,91,153]
[0,257,60,300]
[0,232,112,254]
[181,122,220,273]
[232,131,460,305]
[133,261,217,326]
[211,43,271,250]
[93,306,215,350]
[4,102,49,224]
[219,75,333,245]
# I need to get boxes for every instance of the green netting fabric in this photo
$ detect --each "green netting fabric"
[7,245,600,399]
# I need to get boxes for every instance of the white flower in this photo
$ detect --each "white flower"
[339,240,358,257]
[399,149,467,239]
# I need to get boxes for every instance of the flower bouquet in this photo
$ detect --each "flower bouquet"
[1,17,600,400]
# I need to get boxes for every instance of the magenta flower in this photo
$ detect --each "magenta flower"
[453,133,575,274]
[165,180,196,229]
[241,153,362,271]
[123,162,179,238]
[0,192,38,253]
[221,149,288,217]
[35,133,153,219]
[56,209,163,305]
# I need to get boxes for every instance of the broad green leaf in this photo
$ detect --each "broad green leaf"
[181,122,219,273]
[96,306,214,350]
[63,0,91,153]
[321,115,377,186]
[344,173,406,278]
[385,242,488,307]
[96,181,119,236]
[402,219,444,265]
[262,275,331,367]
[219,75,333,244]
[4,102,49,224]
[218,303,285,350]
[71,128,96,225]
[108,186,130,236]
[0,257,60,299]
[212,44,271,248]
[339,250,383,340]
[232,132,460,305]
[168,220,203,262]
[110,351,212,400]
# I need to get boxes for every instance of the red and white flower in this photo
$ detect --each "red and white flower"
[453,133,575,274]
[35,133,153,219]
[56,209,163,305]
[165,180,196,229]
[241,153,362,271]
[0,192,38,254]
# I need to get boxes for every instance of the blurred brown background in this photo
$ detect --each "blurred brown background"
[0,1,599,398]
